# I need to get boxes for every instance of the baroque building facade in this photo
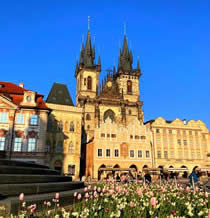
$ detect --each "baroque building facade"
[145,117,210,172]
[0,81,50,164]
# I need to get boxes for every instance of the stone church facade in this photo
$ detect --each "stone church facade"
[75,30,155,179]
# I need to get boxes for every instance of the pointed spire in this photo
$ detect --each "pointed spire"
[122,35,129,56]
[97,55,101,66]
[137,56,140,71]
[75,60,79,76]
[113,65,116,75]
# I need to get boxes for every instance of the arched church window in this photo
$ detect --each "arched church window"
[68,141,74,153]
[104,109,115,122]
[87,76,92,90]
[70,121,74,132]
[127,80,132,93]
[86,113,91,120]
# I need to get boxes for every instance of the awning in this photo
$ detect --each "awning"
[98,168,134,172]
[166,168,188,172]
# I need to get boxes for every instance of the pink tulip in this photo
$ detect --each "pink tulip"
[194,187,198,192]
[93,186,97,191]
[130,202,134,207]
[77,194,82,200]
[185,186,190,193]
[88,185,91,190]
[97,187,101,192]
[109,189,114,195]
[19,193,24,201]
[208,211,210,218]
[84,187,88,192]
[150,197,157,207]
[73,192,77,197]
[149,191,154,197]
[55,193,59,199]
[205,192,208,198]
[84,193,89,198]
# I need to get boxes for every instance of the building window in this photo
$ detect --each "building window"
[138,150,142,158]
[86,113,91,120]
[57,141,63,152]
[58,121,63,132]
[129,150,135,158]
[183,140,187,146]
[135,135,139,139]
[156,129,160,133]
[196,140,199,146]
[170,151,174,158]
[177,130,180,135]
[130,135,133,139]
[190,139,193,146]
[157,138,161,145]
[127,80,132,93]
[97,149,102,157]
[114,149,119,157]
[178,151,182,159]
[106,149,111,157]
[107,134,110,138]
[177,139,181,145]
[0,137,6,151]
[197,152,201,159]
[141,136,146,140]
[183,130,186,135]
[128,110,132,115]
[111,134,116,138]
[30,115,38,125]
[101,133,105,137]
[157,150,161,158]
[189,131,192,135]
[164,151,168,158]
[28,138,36,152]
[14,137,22,151]
[163,138,167,145]
[191,152,195,159]
[0,112,8,123]
[169,129,172,134]
[195,132,198,136]
[146,150,150,158]
[84,78,86,86]
[87,76,92,90]
[68,142,74,153]
[68,165,75,175]
[16,114,24,124]
[70,121,74,132]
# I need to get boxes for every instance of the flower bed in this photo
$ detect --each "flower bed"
[8,182,210,217]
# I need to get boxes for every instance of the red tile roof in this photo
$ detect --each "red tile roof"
[0,81,49,110]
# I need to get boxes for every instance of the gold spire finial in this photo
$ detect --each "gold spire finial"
[88,16,90,30]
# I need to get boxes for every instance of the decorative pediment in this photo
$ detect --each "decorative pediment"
[0,95,17,109]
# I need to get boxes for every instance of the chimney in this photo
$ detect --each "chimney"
[19,82,24,88]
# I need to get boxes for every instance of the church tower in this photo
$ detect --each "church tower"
[75,29,101,106]
[117,33,141,103]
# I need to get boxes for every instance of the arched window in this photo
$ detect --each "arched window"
[104,109,115,122]
[68,142,74,153]
[70,121,74,132]
[57,141,63,152]
[86,113,91,120]
[58,121,63,132]
[47,117,52,131]
[129,109,132,115]
[87,76,92,90]
[127,80,132,94]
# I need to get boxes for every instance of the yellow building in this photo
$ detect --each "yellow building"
[145,117,210,172]
[46,83,82,180]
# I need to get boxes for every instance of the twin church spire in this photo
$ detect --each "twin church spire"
[75,21,141,77]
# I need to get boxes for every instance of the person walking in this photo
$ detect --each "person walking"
[189,167,199,186]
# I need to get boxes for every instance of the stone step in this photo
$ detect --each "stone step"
[0,187,85,215]
[0,174,72,184]
[0,181,84,197]
[0,165,60,175]
[0,159,49,169]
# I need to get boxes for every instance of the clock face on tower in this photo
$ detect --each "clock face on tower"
[107,81,112,88]
[26,95,31,102]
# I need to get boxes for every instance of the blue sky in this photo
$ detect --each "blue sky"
[0,1,209,128]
